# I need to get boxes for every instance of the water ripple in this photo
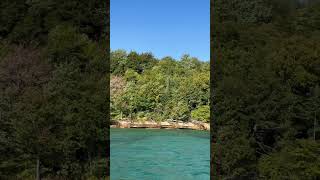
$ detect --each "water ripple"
[111,128,210,180]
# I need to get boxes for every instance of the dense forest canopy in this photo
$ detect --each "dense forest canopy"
[0,0,108,179]
[110,50,210,123]
[212,0,320,179]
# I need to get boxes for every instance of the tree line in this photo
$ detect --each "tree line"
[0,0,108,179]
[212,0,320,179]
[111,50,210,123]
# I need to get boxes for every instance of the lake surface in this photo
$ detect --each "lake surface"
[110,128,210,180]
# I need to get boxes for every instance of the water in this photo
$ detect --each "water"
[110,128,210,180]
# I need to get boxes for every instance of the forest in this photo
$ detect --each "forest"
[212,0,320,179]
[0,0,108,179]
[110,50,210,123]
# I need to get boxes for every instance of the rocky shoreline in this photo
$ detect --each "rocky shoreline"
[110,119,210,131]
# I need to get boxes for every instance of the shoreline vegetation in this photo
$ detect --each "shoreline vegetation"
[111,50,210,128]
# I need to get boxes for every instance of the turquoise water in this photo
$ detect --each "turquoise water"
[110,128,210,180]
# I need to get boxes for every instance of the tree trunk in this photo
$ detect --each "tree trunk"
[88,151,92,175]
[36,157,40,180]
[314,111,317,141]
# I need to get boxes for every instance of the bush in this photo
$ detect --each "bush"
[170,101,190,121]
[191,105,210,122]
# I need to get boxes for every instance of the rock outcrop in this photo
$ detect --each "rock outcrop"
[111,119,210,131]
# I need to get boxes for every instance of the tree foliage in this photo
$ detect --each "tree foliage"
[0,0,108,178]
[111,51,209,122]
[212,1,320,179]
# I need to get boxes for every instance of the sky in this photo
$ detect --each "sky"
[110,0,210,61]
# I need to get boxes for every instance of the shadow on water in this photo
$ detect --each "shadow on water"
[111,128,209,147]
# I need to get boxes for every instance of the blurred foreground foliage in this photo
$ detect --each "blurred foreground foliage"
[212,0,320,179]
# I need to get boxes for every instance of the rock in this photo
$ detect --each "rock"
[110,119,209,131]
[118,121,130,128]
[203,123,210,130]
[160,121,172,128]
[160,121,171,126]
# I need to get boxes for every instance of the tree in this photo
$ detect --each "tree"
[211,1,320,179]
[191,105,210,122]
[0,46,53,179]
[258,140,320,179]
[110,50,210,122]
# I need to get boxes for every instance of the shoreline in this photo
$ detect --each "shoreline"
[110,119,210,131]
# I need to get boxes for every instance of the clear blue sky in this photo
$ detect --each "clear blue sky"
[110,0,210,61]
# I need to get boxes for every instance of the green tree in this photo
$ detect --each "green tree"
[191,105,210,122]
[258,140,320,179]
